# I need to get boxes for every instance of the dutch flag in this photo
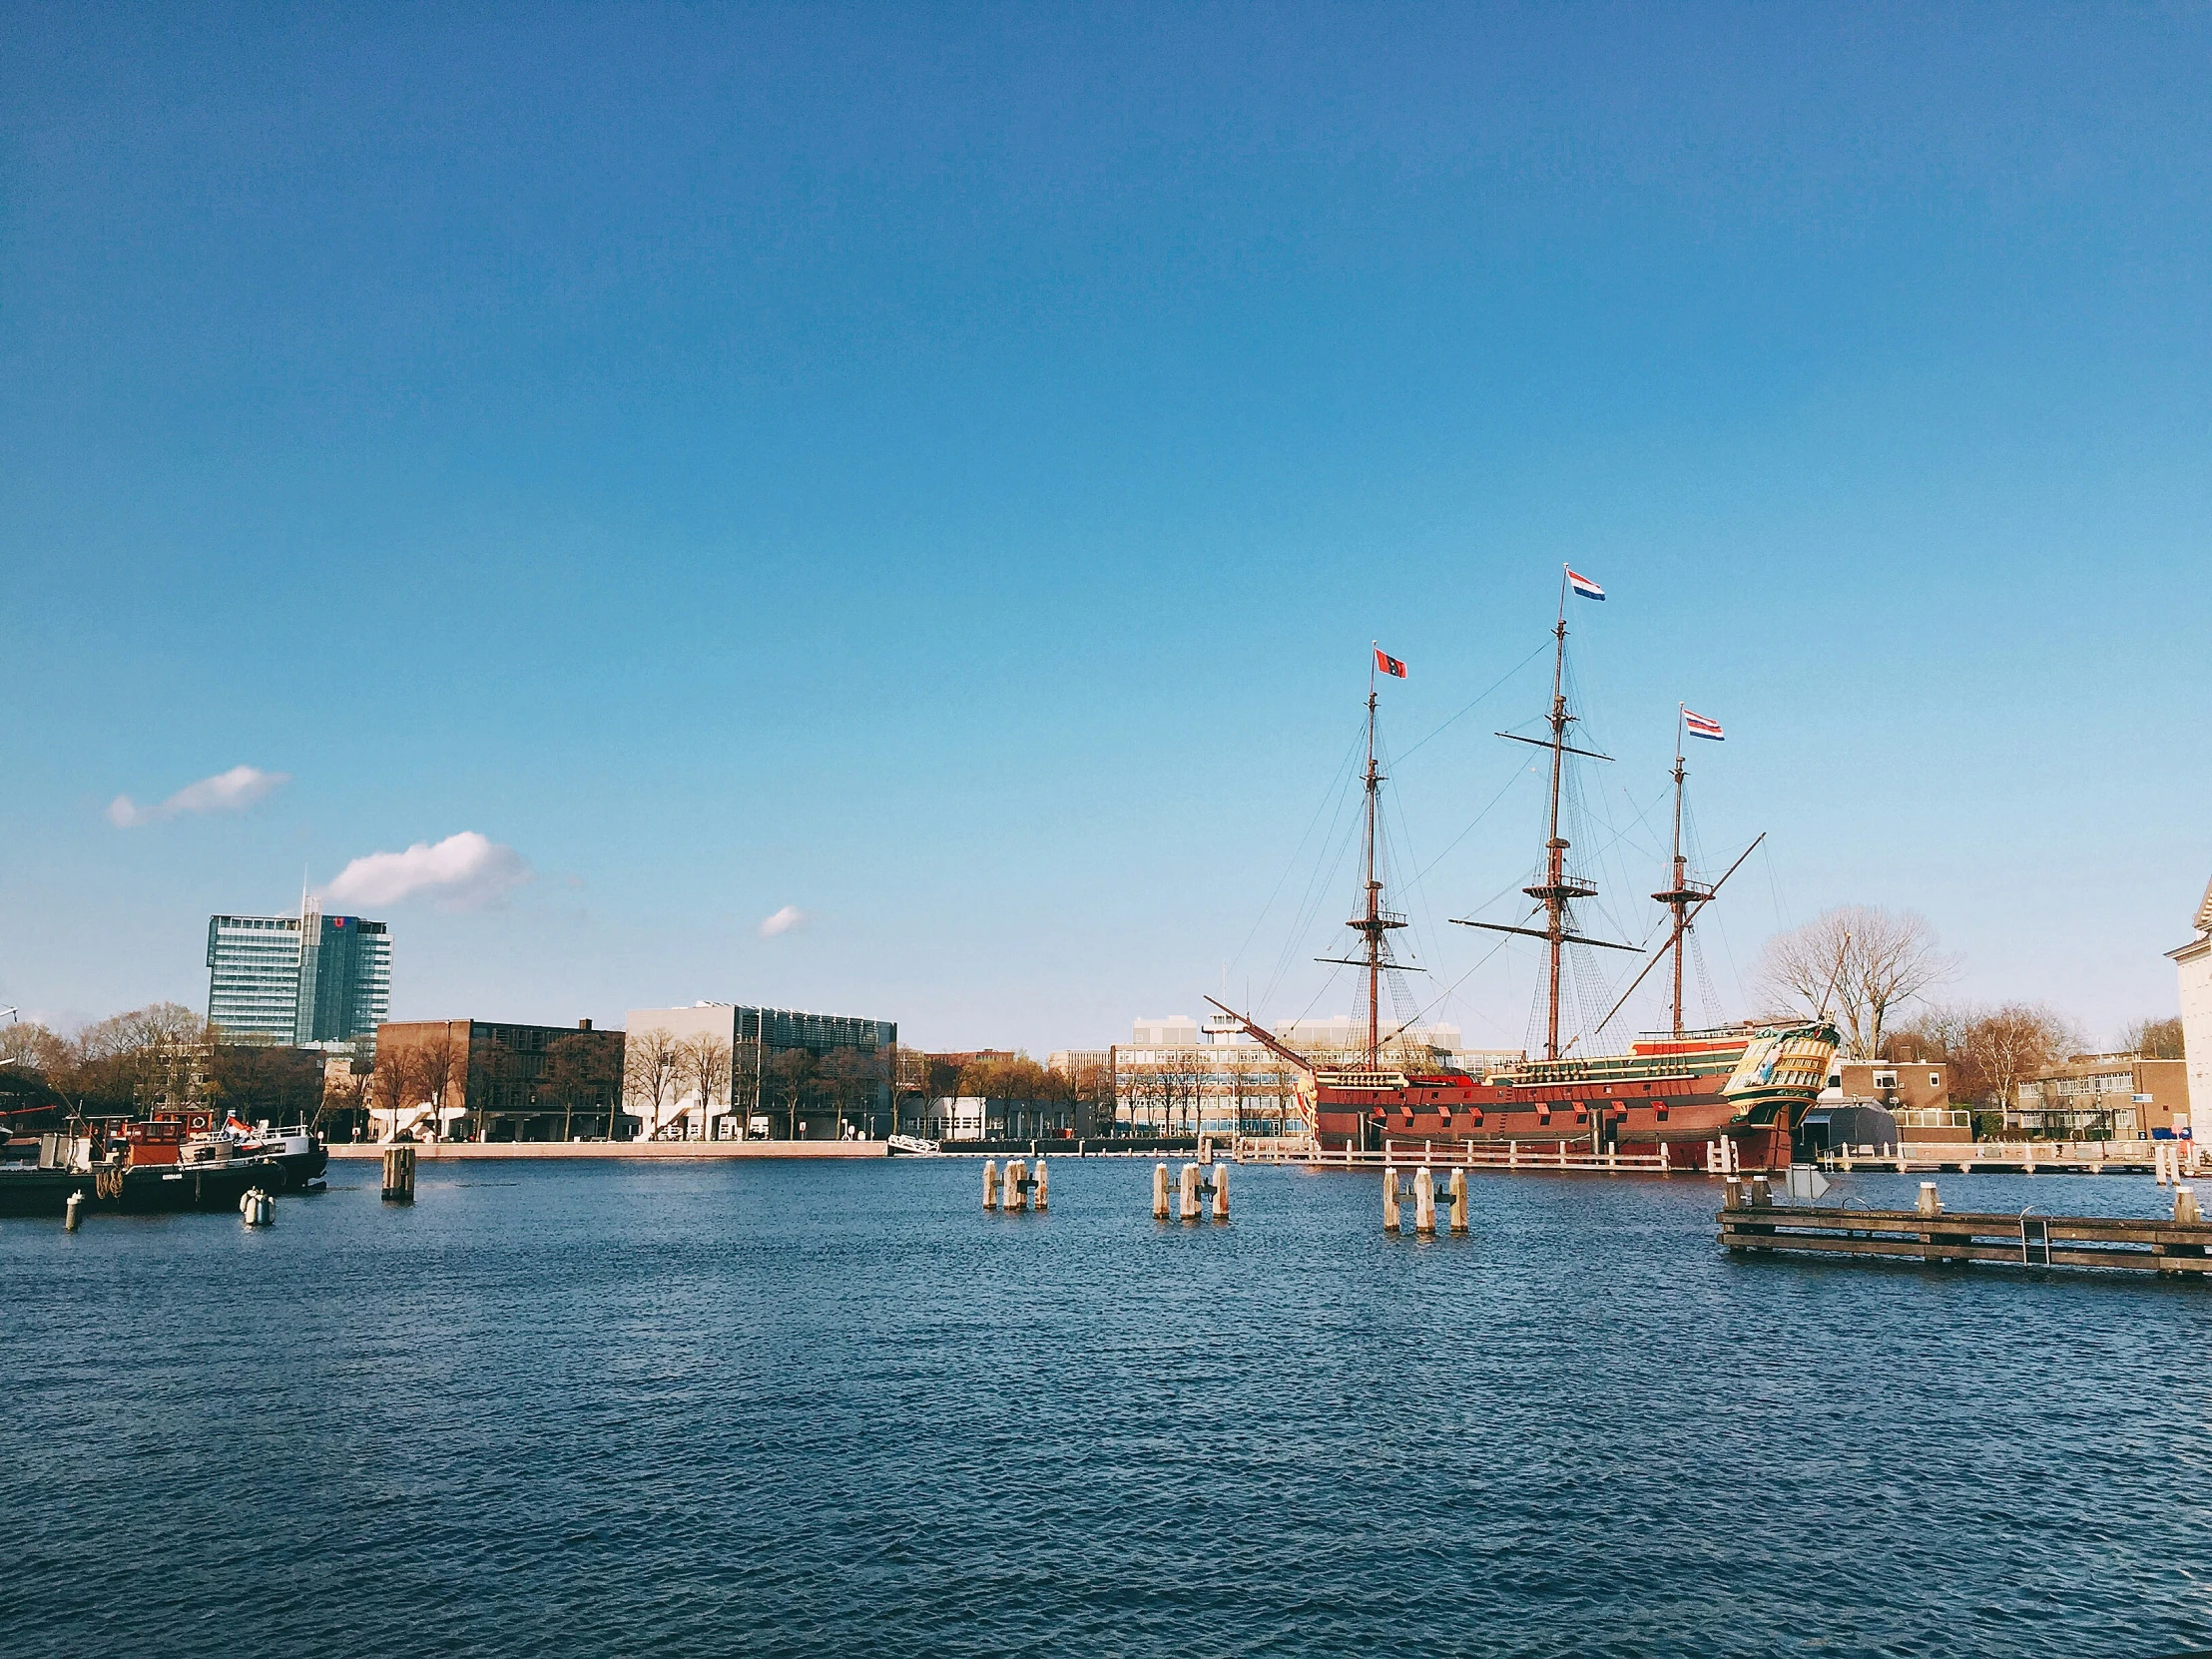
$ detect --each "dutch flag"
[1684,708,1724,742]
[1566,567,1605,601]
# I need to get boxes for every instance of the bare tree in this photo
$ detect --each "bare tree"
[624,1028,684,1141]
[677,1034,735,1141]
[2122,1014,2186,1060]
[207,1037,321,1126]
[767,1047,817,1139]
[889,1043,931,1135]
[543,1032,619,1142]
[468,1038,516,1142]
[413,1026,468,1139]
[733,1036,765,1128]
[367,1044,425,1141]
[319,1056,372,1138]
[817,1046,887,1138]
[66,1002,209,1112]
[1225,1050,1259,1134]
[1960,1003,2079,1120]
[1756,905,1956,1058]
[0,1021,70,1075]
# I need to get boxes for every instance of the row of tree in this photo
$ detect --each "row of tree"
[620,1032,890,1139]
[0,1003,323,1121]
[1753,905,2186,1110]
[331,1027,623,1142]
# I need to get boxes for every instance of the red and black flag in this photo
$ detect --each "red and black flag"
[1375,647,1407,679]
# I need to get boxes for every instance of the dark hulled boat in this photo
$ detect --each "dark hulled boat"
[1,1109,326,1218]
[0,1155,292,1218]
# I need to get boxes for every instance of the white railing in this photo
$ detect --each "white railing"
[1823,1139,2197,1173]
[1256,1137,1680,1174]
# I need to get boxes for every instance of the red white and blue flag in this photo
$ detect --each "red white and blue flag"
[1375,647,1406,679]
[1683,708,1724,742]
[1566,567,1605,601]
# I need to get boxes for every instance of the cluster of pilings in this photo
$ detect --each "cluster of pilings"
[982,1158,1047,1212]
[1152,1161,1228,1222]
[1382,1166,1469,1236]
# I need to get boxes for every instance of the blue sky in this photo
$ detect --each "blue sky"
[3,4,2207,1053]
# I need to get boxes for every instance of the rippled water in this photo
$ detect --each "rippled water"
[4,1158,2208,1657]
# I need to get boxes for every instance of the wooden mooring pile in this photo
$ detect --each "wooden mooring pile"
[1382,1166,1469,1236]
[981,1158,1047,1212]
[381,1146,416,1203]
[1718,1177,2212,1277]
[1152,1162,1228,1222]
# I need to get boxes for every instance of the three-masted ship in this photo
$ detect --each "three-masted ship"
[1211,574,1837,1173]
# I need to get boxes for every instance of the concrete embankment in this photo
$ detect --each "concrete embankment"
[327,1140,886,1162]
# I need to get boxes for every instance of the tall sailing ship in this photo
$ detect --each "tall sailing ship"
[1210,571,1837,1173]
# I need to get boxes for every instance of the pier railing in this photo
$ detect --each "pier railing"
[1234,1135,1682,1175]
[1822,1139,2199,1177]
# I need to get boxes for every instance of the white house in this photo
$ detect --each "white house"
[2164,876,2212,1136]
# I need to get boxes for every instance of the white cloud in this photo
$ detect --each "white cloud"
[322,831,532,911]
[108,765,289,828]
[758,905,808,938]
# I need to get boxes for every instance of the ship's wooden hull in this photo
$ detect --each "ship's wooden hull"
[1301,1025,1837,1173]
[1312,1089,1793,1171]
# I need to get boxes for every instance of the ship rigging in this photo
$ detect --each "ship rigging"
[1204,567,1840,1171]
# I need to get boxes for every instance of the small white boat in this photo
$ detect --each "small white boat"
[886,1134,942,1157]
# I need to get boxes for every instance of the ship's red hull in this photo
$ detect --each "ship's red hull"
[1308,1060,1799,1171]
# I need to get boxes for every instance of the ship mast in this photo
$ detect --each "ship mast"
[1527,575,1597,1060]
[1649,707,1710,1038]
[1353,656,1402,1071]
[1311,651,1411,1072]
[1450,570,1630,1057]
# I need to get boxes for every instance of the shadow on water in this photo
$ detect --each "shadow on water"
[2,1157,2207,1658]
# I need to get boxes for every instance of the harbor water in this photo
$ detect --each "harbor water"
[3,1158,2208,1657]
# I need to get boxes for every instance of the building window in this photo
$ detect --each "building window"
[1930,1073,1941,1087]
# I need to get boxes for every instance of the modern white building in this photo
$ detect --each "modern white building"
[2166,876,2212,1131]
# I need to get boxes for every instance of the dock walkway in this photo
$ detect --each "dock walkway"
[1718,1180,2212,1276]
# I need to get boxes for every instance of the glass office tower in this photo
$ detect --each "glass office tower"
[207,902,391,1046]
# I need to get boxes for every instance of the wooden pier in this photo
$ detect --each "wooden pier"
[1717,1178,2212,1276]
